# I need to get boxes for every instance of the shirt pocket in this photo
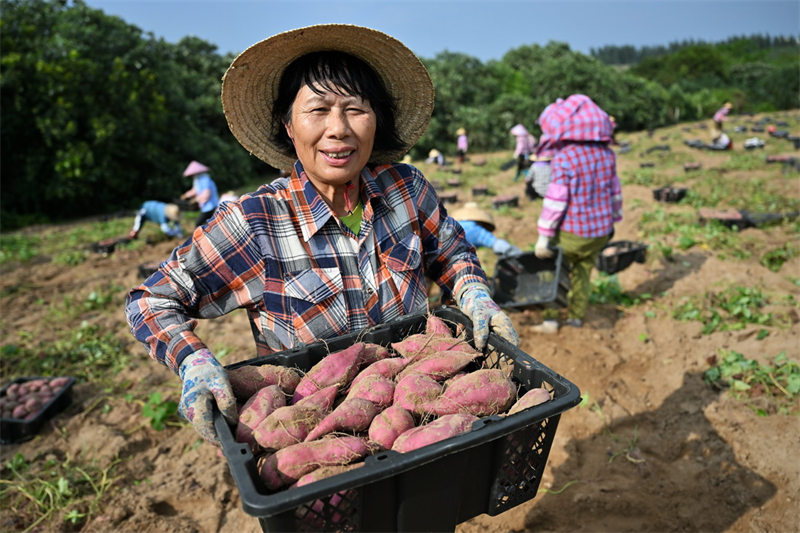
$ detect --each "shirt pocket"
[381,233,426,313]
[284,266,348,345]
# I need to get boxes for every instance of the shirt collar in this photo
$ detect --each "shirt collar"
[290,161,392,242]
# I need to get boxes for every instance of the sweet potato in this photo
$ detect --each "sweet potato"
[395,351,476,382]
[391,413,479,453]
[259,435,371,490]
[426,314,453,336]
[293,343,367,403]
[304,398,381,441]
[350,357,410,388]
[228,364,302,400]
[235,385,286,450]
[253,385,338,450]
[390,333,471,361]
[360,343,392,365]
[291,463,363,488]
[344,375,395,409]
[431,369,516,417]
[507,387,551,415]
[368,405,416,450]
[393,374,442,415]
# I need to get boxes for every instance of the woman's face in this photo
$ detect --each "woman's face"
[285,83,376,189]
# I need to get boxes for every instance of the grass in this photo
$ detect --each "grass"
[672,285,774,334]
[2,322,133,386]
[0,452,120,532]
[704,349,799,415]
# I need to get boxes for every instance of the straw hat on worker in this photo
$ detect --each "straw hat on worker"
[221,24,435,170]
[451,202,496,232]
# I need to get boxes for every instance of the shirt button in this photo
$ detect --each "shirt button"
[365,287,375,296]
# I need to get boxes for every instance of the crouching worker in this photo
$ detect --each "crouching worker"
[124,24,519,446]
[128,201,182,240]
[452,202,523,258]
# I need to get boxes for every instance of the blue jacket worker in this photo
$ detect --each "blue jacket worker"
[452,202,523,257]
[129,201,183,240]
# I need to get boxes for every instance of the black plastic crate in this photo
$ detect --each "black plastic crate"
[90,237,131,255]
[138,262,160,278]
[0,376,76,444]
[216,306,581,533]
[596,240,648,274]
[652,186,688,203]
[490,250,570,309]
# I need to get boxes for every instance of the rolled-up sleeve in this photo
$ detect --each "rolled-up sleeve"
[125,202,264,373]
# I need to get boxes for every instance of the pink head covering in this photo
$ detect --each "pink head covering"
[182,160,210,177]
[538,94,613,143]
[510,123,528,137]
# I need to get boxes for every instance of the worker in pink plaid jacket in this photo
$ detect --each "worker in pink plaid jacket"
[533,94,622,333]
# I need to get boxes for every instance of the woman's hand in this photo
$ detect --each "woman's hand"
[458,284,519,350]
[534,234,554,259]
[178,349,238,445]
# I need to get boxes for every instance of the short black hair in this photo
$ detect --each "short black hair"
[272,51,404,161]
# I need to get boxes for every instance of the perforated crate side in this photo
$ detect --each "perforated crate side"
[487,413,562,515]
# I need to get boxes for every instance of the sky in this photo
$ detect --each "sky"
[83,0,799,61]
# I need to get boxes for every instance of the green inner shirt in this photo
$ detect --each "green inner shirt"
[340,201,363,236]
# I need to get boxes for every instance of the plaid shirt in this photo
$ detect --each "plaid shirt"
[126,162,486,374]
[713,106,730,123]
[537,143,623,238]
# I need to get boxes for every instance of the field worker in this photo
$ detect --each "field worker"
[180,160,220,227]
[510,123,533,181]
[713,102,733,131]
[125,24,518,445]
[426,148,446,166]
[452,202,523,258]
[218,190,239,205]
[128,201,182,240]
[533,94,622,333]
[456,127,468,163]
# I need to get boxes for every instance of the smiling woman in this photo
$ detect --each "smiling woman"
[125,24,519,445]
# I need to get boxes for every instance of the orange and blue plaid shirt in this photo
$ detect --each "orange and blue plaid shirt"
[537,143,623,238]
[126,161,487,373]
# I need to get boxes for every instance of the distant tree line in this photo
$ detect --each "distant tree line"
[2,0,798,229]
[590,34,798,65]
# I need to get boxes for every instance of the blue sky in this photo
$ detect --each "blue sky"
[84,0,798,61]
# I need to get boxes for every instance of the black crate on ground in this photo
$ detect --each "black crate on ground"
[652,186,688,203]
[439,192,458,204]
[596,240,648,274]
[446,178,462,187]
[492,195,519,209]
[490,250,570,309]
[472,185,490,196]
[1,377,76,444]
[90,237,131,255]
[639,162,655,168]
[217,306,581,533]
[138,262,160,278]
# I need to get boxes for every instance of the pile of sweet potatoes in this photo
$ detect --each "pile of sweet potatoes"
[0,377,72,421]
[228,314,553,493]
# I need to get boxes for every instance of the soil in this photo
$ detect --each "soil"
[1,113,798,532]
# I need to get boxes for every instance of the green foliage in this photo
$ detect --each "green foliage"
[3,322,131,383]
[141,392,179,431]
[639,208,749,259]
[704,350,799,415]
[1,0,269,230]
[590,274,652,307]
[760,244,797,272]
[672,286,773,334]
[0,452,119,530]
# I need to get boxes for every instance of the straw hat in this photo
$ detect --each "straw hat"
[456,127,466,136]
[221,24,435,170]
[724,102,733,109]
[164,203,180,221]
[183,161,210,177]
[451,202,495,232]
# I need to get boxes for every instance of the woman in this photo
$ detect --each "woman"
[180,160,220,227]
[533,94,622,333]
[125,24,518,445]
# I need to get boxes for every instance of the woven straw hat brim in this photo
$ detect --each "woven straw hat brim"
[221,24,435,170]
[452,202,495,232]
